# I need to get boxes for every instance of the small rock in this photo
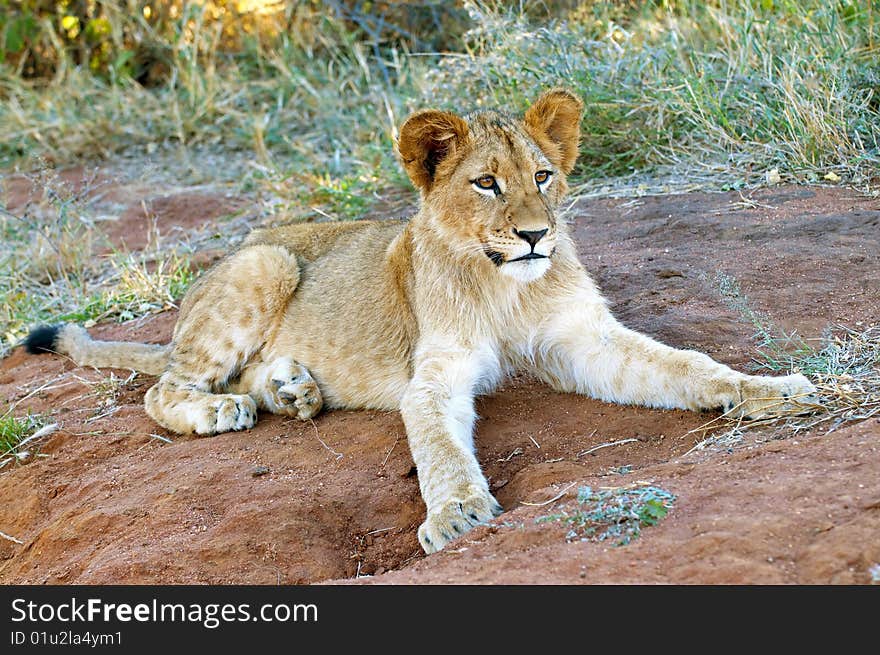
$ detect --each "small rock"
[490,478,509,491]
[251,465,270,477]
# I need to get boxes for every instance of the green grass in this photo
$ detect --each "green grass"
[294,172,384,221]
[537,484,676,546]
[59,253,200,325]
[0,411,46,467]
[714,270,879,381]
[0,413,40,454]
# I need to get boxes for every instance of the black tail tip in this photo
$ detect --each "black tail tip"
[24,325,62,354]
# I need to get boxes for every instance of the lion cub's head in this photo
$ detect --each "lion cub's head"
[397,89,583,283]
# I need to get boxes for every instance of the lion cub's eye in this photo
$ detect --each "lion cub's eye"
[535,170,553,188]
[475,175,496,190]
[472,174,500,197]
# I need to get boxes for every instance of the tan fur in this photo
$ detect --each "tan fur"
[51,325,170,376]
[38,89,815,553]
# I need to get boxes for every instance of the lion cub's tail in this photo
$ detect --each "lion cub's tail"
[24,324,170,376]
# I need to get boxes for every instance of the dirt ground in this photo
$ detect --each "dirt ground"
[1,173,878,584]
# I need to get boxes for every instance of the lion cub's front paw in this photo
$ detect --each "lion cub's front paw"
[727,373,817,419]
[271,372,323,420]
[418,488,503,554]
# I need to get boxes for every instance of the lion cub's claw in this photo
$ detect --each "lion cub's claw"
[271,374,323,420]
[726,373,818,419]
[418,489,503,554]
[205,394,257,434]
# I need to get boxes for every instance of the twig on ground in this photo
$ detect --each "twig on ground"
[577,438,638,458]
[308,418,343,461]
[366,527,394,536]
[497,447,523,462]
[520,481,578,507]
[380,437,399,468]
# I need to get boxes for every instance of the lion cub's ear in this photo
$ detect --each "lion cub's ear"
[397,109,470,193]
[523,88,584,175]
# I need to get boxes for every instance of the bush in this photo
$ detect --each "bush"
[0,1,470,83]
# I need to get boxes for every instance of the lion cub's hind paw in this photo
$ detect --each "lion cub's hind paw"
[272,371,323,420]
[203,394,257,434]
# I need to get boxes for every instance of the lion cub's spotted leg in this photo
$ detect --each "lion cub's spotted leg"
[230,355,323,420]
[145,244,301,435]
[145,383,257,435]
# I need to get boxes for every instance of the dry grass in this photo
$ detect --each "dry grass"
[0,167,202,356]
[3,2,878,188]
[685,325,880,456]
[704,271,880,448]
[424,1,879,187]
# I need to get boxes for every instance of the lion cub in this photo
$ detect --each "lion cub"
[26,89,815,553]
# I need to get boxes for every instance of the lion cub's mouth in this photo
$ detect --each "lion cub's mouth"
[507,252,548,263]
[483,247,553,267]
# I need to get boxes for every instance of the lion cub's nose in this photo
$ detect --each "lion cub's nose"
[513,228,548,248]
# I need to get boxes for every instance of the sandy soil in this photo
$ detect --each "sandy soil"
[1,173,878,584]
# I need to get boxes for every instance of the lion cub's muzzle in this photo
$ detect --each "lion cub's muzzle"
[484,226,555,266]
